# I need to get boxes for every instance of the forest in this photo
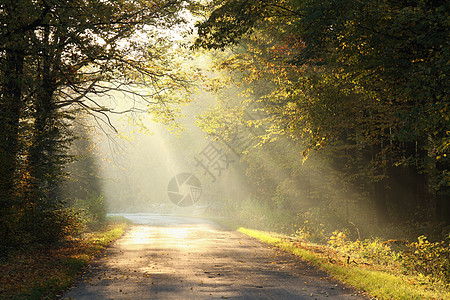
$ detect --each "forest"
[0,0,195,249]
[193,0,449,229]
[0,0,449,297]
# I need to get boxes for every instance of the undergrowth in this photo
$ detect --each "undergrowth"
[238,227,450,300]
[225,198,450,299]
[328,231,450,287]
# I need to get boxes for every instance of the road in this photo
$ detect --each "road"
[62,214,367,299]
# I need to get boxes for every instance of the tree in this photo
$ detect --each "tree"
[0,0,198,248]
[194,0,449,226]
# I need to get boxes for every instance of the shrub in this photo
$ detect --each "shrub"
[402,235,450,284]
[295,208,343,243]
[72,193,106,229]
[23,206,84,244]
[232,197,296,234]
[327,231,450,284]
[295,218,328,243]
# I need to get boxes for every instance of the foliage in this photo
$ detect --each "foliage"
[230,197,297,234]
[326,230,450,285]
[60,120,103,202]
[328,231,403,268]
[24,207,85,244]
[222,182,450,287]
[236,225,450,299]
[0,0,198,251]
[295,210,332,244]
[233,223,450,299]
[72,194,107,230]
[194,0,450,232]
[402,236,450,284]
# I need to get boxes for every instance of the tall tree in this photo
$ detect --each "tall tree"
[0,0,198,247]
[194,0,449,225]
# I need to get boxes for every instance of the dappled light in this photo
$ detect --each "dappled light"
[0,0,448,299]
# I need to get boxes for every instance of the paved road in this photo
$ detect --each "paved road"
[62,214,367,299]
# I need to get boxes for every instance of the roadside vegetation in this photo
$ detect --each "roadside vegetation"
[0,114,132,299]
[216,214,449,300]
[238,227,449,300]
[0,215,129,300]
[0,0,195,258]
[193,1,449,298]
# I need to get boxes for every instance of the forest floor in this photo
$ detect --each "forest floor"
[0,222,128,299]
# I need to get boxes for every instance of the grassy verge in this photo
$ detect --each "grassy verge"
[0,218,129,299]
[233,226,448,300]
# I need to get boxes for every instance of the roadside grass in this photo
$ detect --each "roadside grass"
[237,227,449,300]
[0,219,128,299]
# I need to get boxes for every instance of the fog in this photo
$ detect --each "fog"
[65,24,438,243]
[88,88,235,215]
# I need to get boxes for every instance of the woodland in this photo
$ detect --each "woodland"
[0,0,196,251]
[0,0,449,287]
[193,0,449,232]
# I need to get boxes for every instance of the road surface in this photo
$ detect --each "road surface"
[62,214,367,299]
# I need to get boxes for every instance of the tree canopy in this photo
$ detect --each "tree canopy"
[194,0,449,227]
[0,0,198,249]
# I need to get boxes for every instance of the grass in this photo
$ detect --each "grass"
[237,227,449,300]
[0,220,128,299]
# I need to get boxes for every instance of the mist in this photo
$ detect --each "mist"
[86,87,225,215]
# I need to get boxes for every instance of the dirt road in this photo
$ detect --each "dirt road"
[62,214,367,299]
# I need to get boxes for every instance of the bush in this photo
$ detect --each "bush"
[295,210,329,243]
[72,193,106,229]
[294,207,350,243]
[232,197,297,234]
[402,235,450,284]
[328,231,402,267]
[326,230,450,284]
[23,206,84,244]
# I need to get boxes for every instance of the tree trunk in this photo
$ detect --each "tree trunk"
[0,50,25,242]
[435,159,450,224]
[28,31,58,206]
[371,141,390,225]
